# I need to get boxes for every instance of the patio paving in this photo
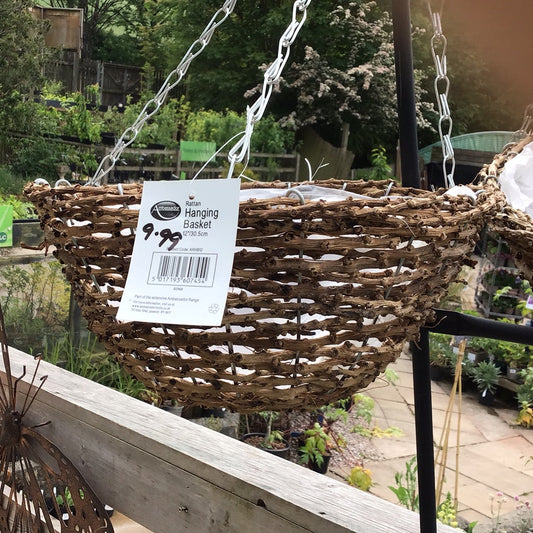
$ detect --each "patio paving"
[341,348,533,530]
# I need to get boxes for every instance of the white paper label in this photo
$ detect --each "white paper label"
[526,295,533,310]
[117,179,240,326]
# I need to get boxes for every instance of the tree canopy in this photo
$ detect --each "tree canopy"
[161,0,435,160]
[0,0,50,99]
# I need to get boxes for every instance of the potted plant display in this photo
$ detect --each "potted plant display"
[241,411,290,458]
[471,361,501,405]
[429,333,455,381]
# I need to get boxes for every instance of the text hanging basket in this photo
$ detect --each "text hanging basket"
[25,179,503,412]
[478,133,533,284]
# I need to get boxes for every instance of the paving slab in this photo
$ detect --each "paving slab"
[455,448,533,497]
[465,436,533,472]
[371,398,416,424]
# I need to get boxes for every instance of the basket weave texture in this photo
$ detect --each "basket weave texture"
[25,179,502,412]
[478,134,533,283]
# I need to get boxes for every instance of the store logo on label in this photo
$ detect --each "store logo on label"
[150,201,181,221]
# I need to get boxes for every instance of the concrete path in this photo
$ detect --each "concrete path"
[349,349,533,529]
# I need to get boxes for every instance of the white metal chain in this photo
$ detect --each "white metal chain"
[89,0,237,186]
[427,1,456,188]
[226,0,311,179]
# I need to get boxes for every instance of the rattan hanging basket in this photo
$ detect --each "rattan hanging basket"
[25,178,503,412]
[477,133,533,283]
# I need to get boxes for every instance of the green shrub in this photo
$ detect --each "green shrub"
[185,109,294,153]
[0,167,28,195]
[10,137,63,181]
[0,192,36,219]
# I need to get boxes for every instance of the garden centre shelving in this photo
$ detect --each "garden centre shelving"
[475,231,527,319]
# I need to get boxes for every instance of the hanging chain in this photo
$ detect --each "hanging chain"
[226,0,311,179]
[89,0,237,186]
[427,1,456,188]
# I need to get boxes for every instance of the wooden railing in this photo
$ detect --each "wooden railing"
[3,348,460,533]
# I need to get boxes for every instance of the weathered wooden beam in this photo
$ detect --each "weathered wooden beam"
[3,348,460,533]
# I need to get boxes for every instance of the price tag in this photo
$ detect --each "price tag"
[526,295,533,310]
[117,179,240,326]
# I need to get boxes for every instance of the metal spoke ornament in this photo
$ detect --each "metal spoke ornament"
[0,305,114,532]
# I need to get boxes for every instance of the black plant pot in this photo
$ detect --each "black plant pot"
[100,132,116,145]
[181,406,225,419]
[430,365,448,382]
[308,454,331,474]
[478,389,495,406]
[241,433,290,459]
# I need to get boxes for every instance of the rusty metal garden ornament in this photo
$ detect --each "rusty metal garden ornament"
[0,304,114,532]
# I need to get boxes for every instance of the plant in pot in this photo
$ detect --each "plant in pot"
[241,411,290,458]
[516,367,533,427]
[471,360,501,405]
[429,333,454,381]
[298,422,338,474]
[499,339,530,381]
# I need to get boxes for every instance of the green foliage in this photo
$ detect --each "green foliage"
[9,137,64,182]
[465,521,478,533]
[389,456,419,512]
[495,280,533,320]
[350,393,375,425]
[368,146,392,180]
[299,422,333,467]
[320,403,349,425]
[185,109,294,154]
[257,411,283,448]
[102,95,190,149]
[0,262,70,354]
[93,30,141,65]
[0,192,35,219]
[429,332,455,367]
[346,465,373,491]
[44,335,146,400]
[0,1,51,101]
[437,492,458,528]
[349,392,403,438]
[515,400,533,428]
[470,360,501,394]
[517,367,533,409]
[0,167,28,196]
[62,89,104,143]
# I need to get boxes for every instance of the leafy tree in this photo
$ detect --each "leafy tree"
[0,0,50,100]
[160,1,343,112]
[275,2,434,160]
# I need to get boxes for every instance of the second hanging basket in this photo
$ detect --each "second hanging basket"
[478,133,533,284]
[25,178,503,412]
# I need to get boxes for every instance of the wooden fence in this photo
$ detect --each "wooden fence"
[3,348,460,533]
[100,147,300,183]
[45,51,143,107]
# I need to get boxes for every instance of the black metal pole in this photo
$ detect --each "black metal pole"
[392,0,421,189]
[427,308,533,344]
[392,2,437,532]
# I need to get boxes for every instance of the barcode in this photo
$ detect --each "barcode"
[148,253,217,286]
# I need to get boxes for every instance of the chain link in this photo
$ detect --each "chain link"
[427,1,456,188]
[89,0,237,185]
[226,0,311,179]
